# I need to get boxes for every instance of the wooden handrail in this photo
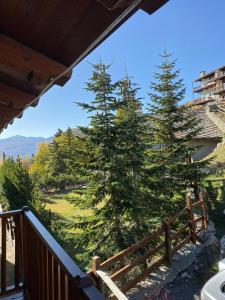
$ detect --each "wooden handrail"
[96,270,128,300]
[121,257,165,293]
[24,208,86,281]
[100,226,163,269]
[0,207,105,299]
[193,216,203,223]
[23,208,105,300]
[91,191,209,295]
[110,241,165,281]
[191,200,201,209]
[170,224,189,241]
[0,209,22,217]
[167,208,186,224]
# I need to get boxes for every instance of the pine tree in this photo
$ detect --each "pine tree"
[73,64,159,268]
[55,128,63,137]
[48,139,66,176]
[114,77,151,237]
[74,63,122,264]
[147,51,207,207]
[0,158,34,210]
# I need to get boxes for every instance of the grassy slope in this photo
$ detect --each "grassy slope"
[44,190,92,219]
[203,142,225,238]
[205,142,225,165]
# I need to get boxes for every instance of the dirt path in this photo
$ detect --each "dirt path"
[166,239,220,300]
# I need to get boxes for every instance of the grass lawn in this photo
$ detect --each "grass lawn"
[205,142,225,166]
[44,190,92,220]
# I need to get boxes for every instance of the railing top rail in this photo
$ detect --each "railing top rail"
[24,209,83,279]
[100,225,163,270]
[23,208,105,300]
[0,209,23,218]
[167,207,186,224]
[96,270,128,300]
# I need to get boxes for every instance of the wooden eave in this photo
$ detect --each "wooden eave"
[0,0,168,132]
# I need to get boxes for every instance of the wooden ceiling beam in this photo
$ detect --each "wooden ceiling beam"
[0,82,35,110]
[0,33,72,89]
[0,103,21,121]
[140,0,168,14]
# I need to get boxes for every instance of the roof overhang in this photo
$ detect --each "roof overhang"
[0,0,168,132]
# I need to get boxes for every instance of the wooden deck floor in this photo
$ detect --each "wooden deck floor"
[0,292,24,299]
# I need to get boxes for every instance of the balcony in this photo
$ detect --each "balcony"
[193,71,225,93]
[214,83,225,94]
[193,80,215,93]
[0,207,104,300]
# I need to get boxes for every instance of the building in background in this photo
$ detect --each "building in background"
[192,65,225,106]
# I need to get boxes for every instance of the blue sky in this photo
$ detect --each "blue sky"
[1,0,225,138]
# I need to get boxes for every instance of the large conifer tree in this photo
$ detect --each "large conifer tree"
[73,64,150,266]
[147,51,206,206]
[114,77,151,236]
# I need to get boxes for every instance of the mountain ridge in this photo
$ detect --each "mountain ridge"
[0,135,53,158]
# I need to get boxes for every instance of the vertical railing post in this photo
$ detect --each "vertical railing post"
[1,217,6,292]
[163,219,172,266]
[200,190,208,229]
[22,207,30,298]
[15,214,22,288]
[92,256,103,292]
[186,195,196,244]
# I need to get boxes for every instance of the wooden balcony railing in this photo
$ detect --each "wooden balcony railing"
[90,192,208,298]
[0,207,105,300]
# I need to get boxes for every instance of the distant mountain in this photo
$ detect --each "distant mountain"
[0,135,53,158]
[0,128,84,159]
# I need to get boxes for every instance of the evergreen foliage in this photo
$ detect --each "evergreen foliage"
[73,63,150,267]
[147,51,207,206]
[0,158,34,210]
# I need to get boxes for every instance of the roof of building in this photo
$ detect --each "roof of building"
[194,64,225,82]
[193,109,223,140]
[0,0,168,133]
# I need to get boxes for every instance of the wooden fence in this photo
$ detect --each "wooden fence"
[90,191,208,298]
[0,207,105,300]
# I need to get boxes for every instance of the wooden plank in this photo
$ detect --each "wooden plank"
[185,196,196,244]
[163,220,172,266]
[96,270,128,300]
[24,209,86,279]
[171,224,189,241]
[140,0,168,15]
[60,268,66,300]
[1,218,7,292]
[47,250,53,300]
[53,259,59,300]
[172,236,191,254]
[100,226,163,269]
[21,217,29,299]
[191,200,201,209]
[14,215,21,289]
[43,245,48,300]
[193,216,203,224]
[167,208,186,224]
[110,241,165,282]
[0,83,35,109]
[0,104,21,120]
[0,210,22,218]
[0,34,71,87]
[200,191,208,229]
[121,257,165,293]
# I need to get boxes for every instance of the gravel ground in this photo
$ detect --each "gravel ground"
[166,238,220,300]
